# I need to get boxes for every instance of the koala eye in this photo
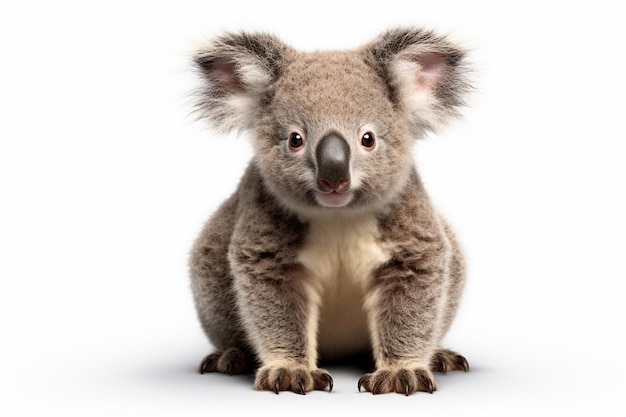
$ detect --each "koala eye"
[289,132,305,151]
[360,132,376,149]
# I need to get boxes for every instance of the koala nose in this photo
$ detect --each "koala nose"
[316,133,351,192]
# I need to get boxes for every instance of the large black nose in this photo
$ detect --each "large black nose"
[316,133,351,192]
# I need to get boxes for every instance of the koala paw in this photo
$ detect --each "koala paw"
[358,367,436,396]
[199,347,249,375]
[430,349,470,373]
[254,365,334,395]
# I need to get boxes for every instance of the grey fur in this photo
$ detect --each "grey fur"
[189,27,471,395]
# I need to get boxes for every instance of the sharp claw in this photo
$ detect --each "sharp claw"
[405,384,410,396]
[199,356,213,374]
[274,381,280,395]
[357,376,366,392]
[427,380,435,394]
[461,357,470,372]
[325,374,334,393]
[297,381,306,395]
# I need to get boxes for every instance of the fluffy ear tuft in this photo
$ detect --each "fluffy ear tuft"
[364,27,471,133]
[192,32,293,133]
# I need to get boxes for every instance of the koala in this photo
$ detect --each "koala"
[189,27,471,395]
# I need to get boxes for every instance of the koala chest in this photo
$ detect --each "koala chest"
[297,215,391,359]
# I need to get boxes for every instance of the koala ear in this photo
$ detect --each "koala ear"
[193,32,292,133]
[364,27,471,132]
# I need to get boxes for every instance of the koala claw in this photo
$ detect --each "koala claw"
[255,366,333,394]
[198,348,248,375]
[357,375,366,393]
[430,349,470,373]
[296,381,306,395]
[198,352,220,374]
[358,368,436,395]
[317,372,334,393]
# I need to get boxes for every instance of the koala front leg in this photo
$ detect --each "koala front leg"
[354,171,472,395]
[235,267,332,394]
[359,246,448,395]
[229,207,332,394]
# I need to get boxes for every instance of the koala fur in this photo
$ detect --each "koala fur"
[189,27,471,395]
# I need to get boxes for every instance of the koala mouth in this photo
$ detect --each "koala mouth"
[315,190,354,208]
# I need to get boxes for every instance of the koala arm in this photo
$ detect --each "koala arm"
[361,171,452,394]
[228,163,332,393]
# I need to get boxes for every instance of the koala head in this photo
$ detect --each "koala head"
[193,28,470,218]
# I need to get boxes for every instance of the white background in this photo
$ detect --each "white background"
[1,1,625,415]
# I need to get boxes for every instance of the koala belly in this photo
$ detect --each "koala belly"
[297,215,391,361]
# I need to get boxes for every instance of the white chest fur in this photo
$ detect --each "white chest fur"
[297,215,391,360]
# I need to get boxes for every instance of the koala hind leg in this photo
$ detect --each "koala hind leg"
[428,221,469,374]
[430,349,469,373]
[190,195,253,375]
[199,347,250,375]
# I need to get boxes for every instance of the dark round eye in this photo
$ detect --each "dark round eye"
[361,132,375,149]
[289,132,304,150]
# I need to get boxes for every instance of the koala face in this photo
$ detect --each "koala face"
[193,29,469,217]
[253,51,416,215]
